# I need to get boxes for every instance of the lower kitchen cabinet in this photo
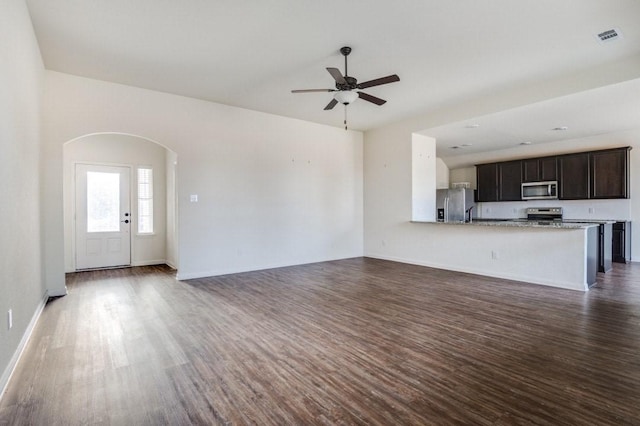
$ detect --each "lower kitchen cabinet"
[598,223,613,273]
[613,221,631,263]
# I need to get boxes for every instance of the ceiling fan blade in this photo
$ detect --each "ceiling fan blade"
[358,91,386,106]
[327,67,347,85]
[324,98,338,110]
[356,74,400,89]
[292,89,334,93]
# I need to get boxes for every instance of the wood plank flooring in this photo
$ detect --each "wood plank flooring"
[1,258,640,425]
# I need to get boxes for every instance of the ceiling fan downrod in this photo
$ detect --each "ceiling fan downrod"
[341,46,351,130]
[341,46,351,77]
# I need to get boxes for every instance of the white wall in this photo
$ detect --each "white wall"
[449,167,476,189]
[435,158,449,189]
[63,133,170,271]
[42,71,363,290]
[0,0,46,395]
[411,135,437,221]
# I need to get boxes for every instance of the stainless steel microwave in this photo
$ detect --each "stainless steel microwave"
[521,181,558,200]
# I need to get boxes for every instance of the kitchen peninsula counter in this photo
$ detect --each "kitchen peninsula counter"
[412,220,599,229]
[406,220,599,291]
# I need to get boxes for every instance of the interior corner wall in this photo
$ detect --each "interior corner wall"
[63,134,169,271]
[42,71,363,284]
[166,150,178,269]
[411,134,437,221]
[0,0,46,396]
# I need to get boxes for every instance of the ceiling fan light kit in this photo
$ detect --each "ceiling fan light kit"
[334,91,358,105]
[292,46,400,130]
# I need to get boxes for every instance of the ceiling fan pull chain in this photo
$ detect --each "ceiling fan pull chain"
[344,105,348,130]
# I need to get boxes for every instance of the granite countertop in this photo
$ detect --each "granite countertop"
[411,220,599,229]
[562,219,617,224]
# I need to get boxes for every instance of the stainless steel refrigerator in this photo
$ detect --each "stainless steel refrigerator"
[436,188,475,222]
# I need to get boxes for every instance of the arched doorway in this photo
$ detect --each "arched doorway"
[63,133,178,272]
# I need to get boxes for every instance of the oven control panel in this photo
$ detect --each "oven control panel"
[526,207,563,221]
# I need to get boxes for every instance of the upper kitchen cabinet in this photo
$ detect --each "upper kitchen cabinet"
[590,147,630,199]
[498,160,522,201]
[476,160,522,202]
[476,163,499,202]
[522,157,557,182]
[559,152,590,200]
[476,146,630,202]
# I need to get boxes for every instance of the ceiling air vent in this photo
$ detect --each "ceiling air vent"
[596,28,622,43]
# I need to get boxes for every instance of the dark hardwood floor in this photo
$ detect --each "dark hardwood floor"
[1,258,640,425]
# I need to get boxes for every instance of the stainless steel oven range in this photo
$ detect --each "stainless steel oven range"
[526,207,563,223]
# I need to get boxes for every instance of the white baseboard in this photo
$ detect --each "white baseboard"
[0,290,49,401]
[176,256,361,281]
[67,260,169,272]
[131,259,167,267]
[47,286,67,297]
[364,253,587,291]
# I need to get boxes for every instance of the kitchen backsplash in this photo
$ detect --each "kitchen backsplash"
[476,198,631,221]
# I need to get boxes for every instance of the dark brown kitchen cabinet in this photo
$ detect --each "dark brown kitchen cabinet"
[613,221,631,263]
[522,158,540,182]
[476,146,629,202]
[559,152,590,200]
[476,163,498,202]
[522,157,557,182]
[597,223,613,273]
[498,160,522,201]
[590,147,630,199]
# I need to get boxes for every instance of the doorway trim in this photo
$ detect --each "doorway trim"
[63,132,179,275]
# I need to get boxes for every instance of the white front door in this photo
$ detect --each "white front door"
[75,164,131,270]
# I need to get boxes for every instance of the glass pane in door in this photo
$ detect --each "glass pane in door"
[87,171,120,233]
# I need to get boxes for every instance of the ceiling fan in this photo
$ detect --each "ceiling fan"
[292,46,400,129]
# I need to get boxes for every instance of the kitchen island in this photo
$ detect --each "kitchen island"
[407,220,599,291]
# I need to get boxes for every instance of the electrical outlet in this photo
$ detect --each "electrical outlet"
[8,309,12,330]
[491,250,499,260]
[588,207,595,214]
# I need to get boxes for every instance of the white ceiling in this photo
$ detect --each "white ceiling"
[429,77,640,160]
[26,1,640,151]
